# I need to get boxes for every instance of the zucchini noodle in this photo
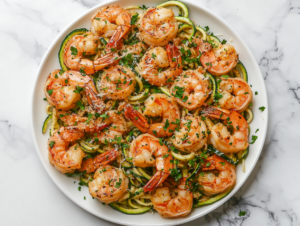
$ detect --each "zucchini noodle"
[159,86,171,96]
[244,108,254,124]
[51,107,59,135]
[171,151,195,161]
[45,104,53,115]
[196,26,207,41]
[134,198,153,206]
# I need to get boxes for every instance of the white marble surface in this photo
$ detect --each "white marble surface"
[0,0,299,225]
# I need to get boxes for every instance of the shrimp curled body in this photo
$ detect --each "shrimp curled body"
[152,179,193,218]
[130,134,174,192]
[199,154,236,196]
[124,94,180,137]
[89,165,128,204]
[172,116,207,153]
[203,105,249,153]
[138,43,182,86]
[139,7,178,46]
[218,77,253,112]
[170,67,211,110]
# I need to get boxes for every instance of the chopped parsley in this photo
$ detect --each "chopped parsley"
[250,135,258,144]
[259,106,266,112]
[47,89,53,96]
[76,100,85,110]
[131,13,139,25]
[163,119,170,131]
[49,141,55,148]
[239,211,246,217]
[71,46,78,56]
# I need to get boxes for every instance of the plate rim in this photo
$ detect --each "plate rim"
[31,0,269,225]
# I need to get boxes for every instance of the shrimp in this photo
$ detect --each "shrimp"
[63,32,123,74]
[97,65,135,100]
[44,70,105,112]
[139,7,178,46]
[218,77,253,112]
[152,177,193,218]
[124,94,180,137]
[91,5,131,51]
[48,124,109,174]
[129,134,174,192]
[79,148,118,173]
[202,105,249,153]
[96,110,127,144]
[198,154,236,196]
[194,38,238,76]
[172,116,207,153]
[170,67,211,110]
[59,110,126,144]
[89,165,129,204]
[138,43,182,86]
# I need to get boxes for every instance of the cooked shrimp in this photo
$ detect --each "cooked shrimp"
[96,110,127,144]
[202,105,249,153]
[48,124,109,174]
[98,65,135,100]
[63,32,123,74]
[129,134,174,192]
[198,154,236,196]
[152,177,193,218]
[138,43,182,86]
[194,38,238,76]
[139,7,178,46]
[48,127,85,173]
[218,77,253,112]
[89,165,128,204]
[172,116,207,153]
[91,5,131,51]
[44,70,105,112]
[59,112,109,133]
[79,148,118,173]
[124,94,180,137]
[170,67,211,110]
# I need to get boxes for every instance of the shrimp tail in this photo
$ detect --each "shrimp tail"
[202,105,230,120]
[143,171,170,192]
[106,25,131,51]
[166,42,182,68]
[94,52,116,71]
[124,104,150,133]
[79,148,118,173]
[85,83,106,114]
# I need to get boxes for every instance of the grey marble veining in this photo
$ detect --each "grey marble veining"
[1,0,299,225]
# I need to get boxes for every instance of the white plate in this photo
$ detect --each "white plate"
[31,0,268,225]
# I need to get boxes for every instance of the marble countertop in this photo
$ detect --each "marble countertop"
[1,0,299,225]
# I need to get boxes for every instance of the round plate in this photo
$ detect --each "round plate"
[31,0,268,225]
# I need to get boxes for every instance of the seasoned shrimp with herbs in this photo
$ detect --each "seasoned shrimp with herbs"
[98,65,136,100]
[152,171,193,218]
[42,1,258,218]
[129,134,174,192]
[91,5,131,51]
[44,70,105,112]
[193,38,238,76]
[218,77,253,112]
[138,43,182,86]
[199,154,236,195]
[203,105,249,153]
[124,94,180,137]
[89,165,129,204]
[139,7,178,46]
[170,67,211,110]
[172,116,207,153]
